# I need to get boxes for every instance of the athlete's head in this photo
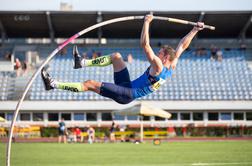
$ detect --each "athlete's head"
[158,45,176,63]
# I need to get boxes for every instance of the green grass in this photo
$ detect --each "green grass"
[1,141,252,166]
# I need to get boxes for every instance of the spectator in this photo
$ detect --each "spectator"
[74,127,83,143]
[4,52,11,61]
[58,118,67,144]
[119,124,127,142]
[216,49,223,62]
[21,61,28,75]
[14,58,22,77]
[97,51,102,57]
[182,126,187,137]
[92,50,98,59]
[167,126,176,138]
[210,45,218,61]
[194,47,207,56]
[87,126,95,144]
[240,43,247,53]
[157,41,162,47]
[67,128,76,143]
[127,54,134,63]
[14,58,21,70]
[82,52,88,59]
[110,121,116,142]
[60,47,67,56]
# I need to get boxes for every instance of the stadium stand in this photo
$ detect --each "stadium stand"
[0,72,16,100]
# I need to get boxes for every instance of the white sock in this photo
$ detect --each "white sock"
[50,79,58,88]
[80,59,87,67]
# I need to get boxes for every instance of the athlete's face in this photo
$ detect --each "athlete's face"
[158,48,170,64]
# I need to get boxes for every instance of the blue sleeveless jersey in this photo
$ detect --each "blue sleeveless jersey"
[131,66,173,98]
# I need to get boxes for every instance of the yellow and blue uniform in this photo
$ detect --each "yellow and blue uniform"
[100,66,173,104]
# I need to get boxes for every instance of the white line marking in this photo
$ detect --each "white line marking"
[192,162,252,166]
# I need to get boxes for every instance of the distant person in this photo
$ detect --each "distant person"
[74,127,83,143]
[110,121,116,142]
[194,47,207,56]
[167,126,176,138]
[210,45,218,61]
[60,47,67,56]
[14,58,22,76]
[216,49,223,62]
[127,54,134,63]
[92,50,98,59]
[21,61,28,75]
[240,43,247,51]
[82,52,88,59]
[4,52,11,61]
[14,58,21,70]
[119,124,127,142]
[87,126,95,144]
[240,43,247,54]
[182,126,187,137]
[41,14,205,104]
[58,118,67,143]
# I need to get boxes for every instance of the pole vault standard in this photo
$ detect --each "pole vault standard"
[6,15,215,166]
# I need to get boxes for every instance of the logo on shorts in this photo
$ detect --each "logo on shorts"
[92,57,105,65]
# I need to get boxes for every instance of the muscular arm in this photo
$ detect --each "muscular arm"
[172,22,204,69]
[140,15,163,75]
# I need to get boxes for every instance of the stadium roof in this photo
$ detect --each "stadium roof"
[1,0,252,12]
[0,11,252,39]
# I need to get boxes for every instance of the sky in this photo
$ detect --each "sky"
[0,0,252,11]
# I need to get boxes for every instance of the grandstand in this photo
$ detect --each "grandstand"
[0,11,252,138]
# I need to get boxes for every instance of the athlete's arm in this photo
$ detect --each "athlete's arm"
[171,22,204,69]
[140,14,163,74]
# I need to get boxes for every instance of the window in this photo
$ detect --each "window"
[33,113,44,121]
[7,113,13,121]
[86,113,97,121]
[220,113,231,121]
[0,113,5,119]
[208,112,218,121]
[114,114,125,121]
[155,116,165,121]
[143,116,150,121]
[74,113,85,121]
[127,115,138,121]
[246,112,252,121]
[61,113,71,121]
[20,113,31,121]
[193,112,203,121]
[102,113,112,121]
[180,113,190,120]
[48,113,59,121]
[170,113,178,120]
[234,113,244,120]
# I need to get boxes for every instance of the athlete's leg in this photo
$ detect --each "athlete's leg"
[55,80,101,93]
[41,68,102,93]
[82,80,102,93]
[110,52,126,72]
[73,46,126,72]
[41,68,134,104]
[73,46,112,68]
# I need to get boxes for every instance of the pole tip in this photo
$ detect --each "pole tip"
[210,26,216,30]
